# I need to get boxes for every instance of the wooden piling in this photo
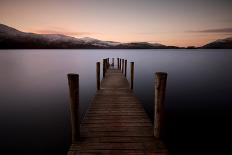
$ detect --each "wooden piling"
[122,59,124,73]
[67,73,80,143]
[103,59,106,78]
[120,59,121,69]
[112,58,114,66]
[96,62,100,90]
[154,72,167,139]
[119,58,120,69]
[125,60,127,77]
[106,58,108,69]
[117,58,119,69]
[130,62,134,90]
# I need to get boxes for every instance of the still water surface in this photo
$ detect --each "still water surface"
[0,49,232,155]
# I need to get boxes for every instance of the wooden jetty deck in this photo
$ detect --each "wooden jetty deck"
[67,58,168,155]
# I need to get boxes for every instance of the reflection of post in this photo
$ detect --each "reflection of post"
[122,59,124,73]
[112,58,114,67]
[96,62,100,90]
[130,62,134,90]
[67,73,80,143]
[154,72,167,139]
[125,60,127,77]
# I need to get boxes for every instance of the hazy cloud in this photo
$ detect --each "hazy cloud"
[189,28,232,34]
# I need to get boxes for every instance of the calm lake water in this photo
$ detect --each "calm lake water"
[0,49,232,155]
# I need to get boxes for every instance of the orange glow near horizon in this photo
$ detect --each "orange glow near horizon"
[26,28,231,47]
[1,0,231,47]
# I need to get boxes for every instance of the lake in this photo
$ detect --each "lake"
[0,49,232,155]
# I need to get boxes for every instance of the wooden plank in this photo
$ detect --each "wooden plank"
[80,131,153,137]
[81,122,152,127]
[82,119,151,123]
[99,137,158,143]
[86,111,146,114]
[79,150,145,155]
[81,126,153,132]
[70,143,167,151]
[83,116,150,120]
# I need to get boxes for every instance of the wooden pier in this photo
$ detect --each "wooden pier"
[67,58,168,155]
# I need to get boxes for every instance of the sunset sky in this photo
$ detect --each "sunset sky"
[0,0,232,47]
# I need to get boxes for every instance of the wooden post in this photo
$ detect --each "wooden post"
[96,62,100,90]
[120,59,121,69]
[106,58,108,69]
[125,60,127,77]
[103,59,106,78]
[130,62,134,90]
[112,58,114,66]
[107,58,109,69]
[67,73,80,143]
[122,59,124,73]
[117,58,119,69]
[154,72,167,139]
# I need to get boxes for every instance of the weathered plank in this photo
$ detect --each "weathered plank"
[67,67,168,155]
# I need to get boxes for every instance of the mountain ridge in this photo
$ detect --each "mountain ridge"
[202,37,232,49]
[0,24,179,49]
[0,24,231,49]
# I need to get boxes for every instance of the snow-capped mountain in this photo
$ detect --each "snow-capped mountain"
[80,37,121,47]
[0,23,178,49]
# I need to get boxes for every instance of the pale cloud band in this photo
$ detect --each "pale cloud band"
[189,28,232,34]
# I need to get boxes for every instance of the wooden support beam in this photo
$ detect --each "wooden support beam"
[130,62,134,90]
[125,60,127,77]
[120,59,121,69]
[67,73,80,143]
[103,59,107,78]
[96,62,100,90]
[107,58,110,69]
[122,59,124,73]
[154,72,167,139]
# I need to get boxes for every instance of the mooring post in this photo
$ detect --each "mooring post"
[67,73,80,143]
[112,58,114,66]
[122,59,124,73]
[130,62,134,90]
[117,58,119,69]
[125,60,127,77]
[106,58,108,69]
[119,58,120,69]
[154,72,167,139]
[107,58,110,69]
[120,59,121,69]
[103,59,106,78]
[96,62,100,90]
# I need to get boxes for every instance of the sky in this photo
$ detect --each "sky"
[0,0,232,47]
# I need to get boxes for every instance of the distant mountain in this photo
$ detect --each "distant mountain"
[201,37,232,49]
[0,24,179,49]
